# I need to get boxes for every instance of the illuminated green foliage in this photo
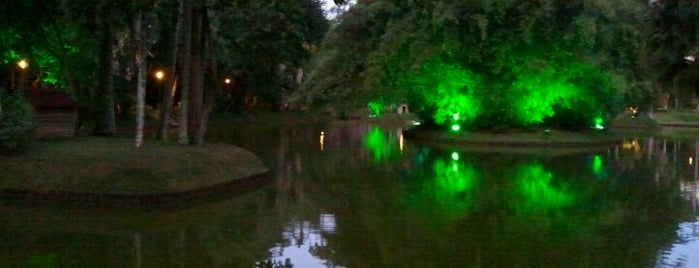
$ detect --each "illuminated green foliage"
[510,67,580,125]
[2,50,21,65]
[402,55,618,130]
[511,163,575,212]
[300,0,646,131]
[368,100,384,116]
[409,60,482,127]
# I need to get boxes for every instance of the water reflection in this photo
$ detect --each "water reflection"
[5,122,699,267]
[260,214,342,268]
[655,161,699,268]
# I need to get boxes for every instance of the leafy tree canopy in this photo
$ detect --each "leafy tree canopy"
[300,0,651,130]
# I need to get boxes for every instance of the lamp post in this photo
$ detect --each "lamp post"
[16,59,28,92]
[154,70,165,109]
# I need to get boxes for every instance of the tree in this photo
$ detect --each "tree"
[134,9,148,149]
[157,0,184,141]
[217,0,329,110]
[1,0,328,145]
[648,0,699,108]
[177,0,193,145]
[299,0,650,130]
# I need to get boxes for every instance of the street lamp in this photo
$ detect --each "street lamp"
[16,59,28,91]
[17,60,28,70]
[155,70,165,81]
[154,70,165,109]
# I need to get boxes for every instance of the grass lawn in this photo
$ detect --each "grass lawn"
[0,137,269,196]
[403,127,622,155]
[611,109,699,139]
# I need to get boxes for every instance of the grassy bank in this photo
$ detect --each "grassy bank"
[0,137,269,196]
[611,109,699,139]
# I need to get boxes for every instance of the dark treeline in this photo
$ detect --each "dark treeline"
[0,0,329,146]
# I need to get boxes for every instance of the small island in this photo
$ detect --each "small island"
[0,137,269,203]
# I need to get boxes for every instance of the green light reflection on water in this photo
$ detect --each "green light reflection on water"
[592,155,603,176]
[512,163,576,213]
[364,127,400,163]
[428,157,479,219]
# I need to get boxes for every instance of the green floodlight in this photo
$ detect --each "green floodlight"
[451,124,461,132]
[451,152,459,161]
[593,116,605,130]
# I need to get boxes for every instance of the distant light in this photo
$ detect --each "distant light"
[320,131,325,151]
[452,113,460,121]
[155,70,165,80]
[685,55,695,63]
[690,157,693,166]
[17,59,28,69]
[451,124,461,132]
[224,78,231,84]
[451,152,459,161]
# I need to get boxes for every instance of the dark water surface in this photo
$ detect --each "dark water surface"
[2,121,698,267]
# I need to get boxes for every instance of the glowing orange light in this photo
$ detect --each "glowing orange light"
[17,60,28,69]
[155,70,165,80]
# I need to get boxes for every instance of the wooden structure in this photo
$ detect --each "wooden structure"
[24,88,76,139]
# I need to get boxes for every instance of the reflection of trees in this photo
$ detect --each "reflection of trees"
[302,148,686,267]
[210,123,694,267]
[0,187,279,267]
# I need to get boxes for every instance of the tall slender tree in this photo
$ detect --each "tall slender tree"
[134,10,147,149]
[157,0,184,141]
[178,0,193,145]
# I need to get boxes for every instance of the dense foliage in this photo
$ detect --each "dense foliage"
[0,0,328,140]
[300,0,651,130]
[648,0,699,107]
[0,88,36,154]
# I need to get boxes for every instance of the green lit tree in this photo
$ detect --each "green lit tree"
[300,0,650,131]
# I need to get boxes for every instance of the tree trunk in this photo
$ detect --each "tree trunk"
[0,90,3,117]
[95,3,117,135]
[196,6,218,146]
[157,0,184,140]
[177,0,193,145]
[189,1,204,143]
[134,10,147,149]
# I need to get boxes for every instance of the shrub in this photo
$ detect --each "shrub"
[0,88,37,154]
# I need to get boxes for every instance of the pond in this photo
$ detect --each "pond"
[1,120,698,267]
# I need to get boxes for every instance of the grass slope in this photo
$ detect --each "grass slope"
[0,137,269,195]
